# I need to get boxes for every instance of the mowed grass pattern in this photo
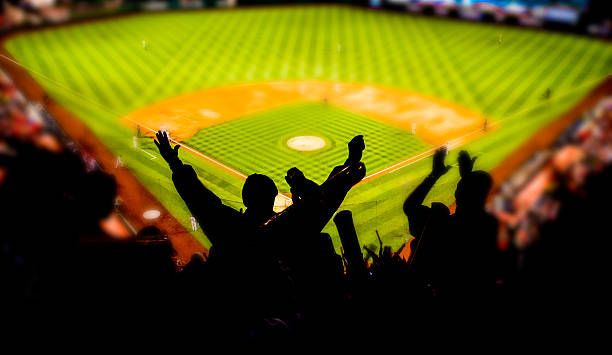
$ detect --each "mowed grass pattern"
[6,7,612,121]
[184,102,430,190]
[5,6,612,250]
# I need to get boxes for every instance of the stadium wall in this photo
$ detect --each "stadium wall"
[2,1,610,37]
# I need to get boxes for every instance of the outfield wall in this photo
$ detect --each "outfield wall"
[1,0,610,38]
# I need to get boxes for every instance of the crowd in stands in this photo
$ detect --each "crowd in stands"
[2,66,611,342]
[1,69,172,312]
[491,97,612,250]
[488,96,612,310]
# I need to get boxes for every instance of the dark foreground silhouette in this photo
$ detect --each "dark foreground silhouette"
[403,149,500,302]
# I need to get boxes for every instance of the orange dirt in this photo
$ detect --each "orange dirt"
[123,81,490,146]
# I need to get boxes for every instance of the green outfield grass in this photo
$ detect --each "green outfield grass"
[4,5,612,253]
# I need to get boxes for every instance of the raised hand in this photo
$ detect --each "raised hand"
[431,147,451,178]
[347,135,365,165]
[154,130,181,169]
[458,150,477,178]
[285,167,306,188]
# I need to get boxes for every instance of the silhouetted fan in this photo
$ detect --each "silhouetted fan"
[261,162,366,232]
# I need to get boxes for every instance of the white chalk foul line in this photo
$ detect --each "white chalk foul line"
[124,117,293,203]
[137,146,157,160]
[0,55,270,197]
[360,72,612,181]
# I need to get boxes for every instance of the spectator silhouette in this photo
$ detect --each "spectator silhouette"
[154,130,292,331]
[267,135,366,235]
[403,148,499,303]
[154,131,364,259]
[154,131,366,335]
[0,138,118,306]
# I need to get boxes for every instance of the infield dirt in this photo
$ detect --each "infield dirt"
[123,80,490,146]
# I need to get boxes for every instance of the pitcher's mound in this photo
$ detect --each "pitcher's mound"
[287,136,326,151]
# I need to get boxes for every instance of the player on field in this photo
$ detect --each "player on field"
[190,216,198,231]
[115,155,123,168]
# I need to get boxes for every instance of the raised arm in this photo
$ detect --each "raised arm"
[322,135,366,195]
[154,131,237,245]
[403,147,451,217]
[344,134,365,167]
[263,136,366,234]
[316,135,366,228]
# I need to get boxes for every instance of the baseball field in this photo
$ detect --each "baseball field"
[4,5,612,252]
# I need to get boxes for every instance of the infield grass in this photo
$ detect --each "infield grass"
[184,102,430,188]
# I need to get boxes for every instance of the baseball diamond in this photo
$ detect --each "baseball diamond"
[4,5,612,252]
